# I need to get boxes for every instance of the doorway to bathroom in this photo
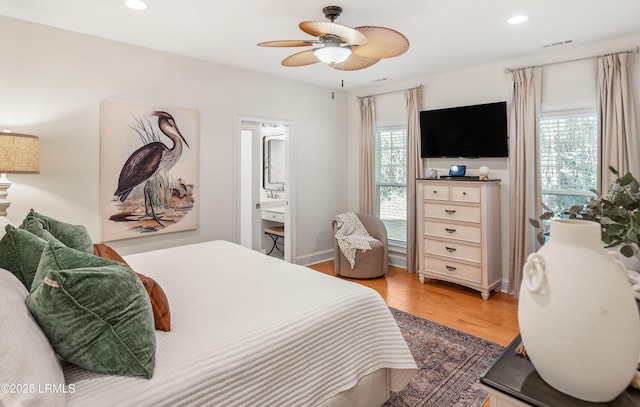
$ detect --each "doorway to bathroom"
[236,116,295,263]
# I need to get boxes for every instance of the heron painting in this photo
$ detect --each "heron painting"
[100,101,199,241]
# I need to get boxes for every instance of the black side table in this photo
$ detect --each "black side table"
[479,335,640,406]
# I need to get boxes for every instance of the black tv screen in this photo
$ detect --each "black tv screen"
[420,101,508,158]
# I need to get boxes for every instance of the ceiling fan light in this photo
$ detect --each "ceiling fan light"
[314,46,352,64]
[508,14,528,24]
[125,0,148,10]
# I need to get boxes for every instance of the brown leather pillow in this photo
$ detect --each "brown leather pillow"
[93,243,171,331]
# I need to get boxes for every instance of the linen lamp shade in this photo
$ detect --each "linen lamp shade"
[0,133,39,174]
[0,133,40,216]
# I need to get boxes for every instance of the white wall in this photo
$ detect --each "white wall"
[347,33,640,286]
[0,16,349,262]
[3,15,639,275]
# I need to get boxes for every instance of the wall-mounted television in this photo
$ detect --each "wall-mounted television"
[420,101,508,158]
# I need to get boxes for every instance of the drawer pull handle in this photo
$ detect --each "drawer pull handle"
[445,246,457,252]
[445,228,456,234]
[462,192,467,196]
[433,190,438,194]
[445,209,456,214]
[446,265,457,272]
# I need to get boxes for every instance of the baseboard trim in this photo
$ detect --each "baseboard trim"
[388,251,406,269]
[298,249,333,266]
[300,248,408,270]
[499,278,509,293]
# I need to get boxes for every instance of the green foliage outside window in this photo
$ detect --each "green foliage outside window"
[376,128,407,243]
[539,111,597,216]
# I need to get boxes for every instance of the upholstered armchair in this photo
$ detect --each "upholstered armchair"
[332,213,388,279]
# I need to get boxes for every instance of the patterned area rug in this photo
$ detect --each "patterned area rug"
[385,308,504,407]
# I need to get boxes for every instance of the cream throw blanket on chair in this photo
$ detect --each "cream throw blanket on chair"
[333,212,378,269]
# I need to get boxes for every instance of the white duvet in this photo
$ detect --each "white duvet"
[64,240,417,406]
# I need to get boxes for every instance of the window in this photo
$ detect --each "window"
[375,126,407,243]
[539,109,598,214]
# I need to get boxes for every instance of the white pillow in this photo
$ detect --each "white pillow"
[0,216,15,239]
[0,268,66,407]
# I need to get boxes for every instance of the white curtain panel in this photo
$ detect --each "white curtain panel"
[359,97,376,215]
[406,87,423,273]
[508,67,542,297]
[597,52,639,191]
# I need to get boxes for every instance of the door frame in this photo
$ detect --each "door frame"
[234,115,296,263]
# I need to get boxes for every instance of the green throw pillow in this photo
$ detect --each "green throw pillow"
[20,212,66,247]
[26,243,156,378]
[0,225,48,290]
[21,209,93,253]
[30,239,121,292]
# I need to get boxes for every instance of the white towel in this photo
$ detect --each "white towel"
[332,212,378,269]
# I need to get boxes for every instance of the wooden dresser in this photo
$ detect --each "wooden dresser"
[416,179,502,300]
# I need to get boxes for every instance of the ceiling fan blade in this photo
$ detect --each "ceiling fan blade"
[331,54,379,71]
[257,40,314,47]
[351,26,409,59]
[281,49,319,67]
[299,21,368,45]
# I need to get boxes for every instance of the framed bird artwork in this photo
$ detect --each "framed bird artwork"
[100,100,199,241]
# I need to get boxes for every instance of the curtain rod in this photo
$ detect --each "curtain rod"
[505,46,639,73]
[356,84,423,100]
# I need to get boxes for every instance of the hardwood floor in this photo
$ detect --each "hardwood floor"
[307,261,519,346]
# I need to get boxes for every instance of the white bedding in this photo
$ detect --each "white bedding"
[64,240,416,406]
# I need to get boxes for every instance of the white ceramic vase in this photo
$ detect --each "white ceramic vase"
[518,219,640,402]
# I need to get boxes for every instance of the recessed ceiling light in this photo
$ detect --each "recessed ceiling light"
[508,15,528,25]
[125,0,148,10]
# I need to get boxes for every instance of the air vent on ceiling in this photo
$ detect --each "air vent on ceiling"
[542,39,573,48]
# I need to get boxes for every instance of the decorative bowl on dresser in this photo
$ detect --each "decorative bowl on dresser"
[416,178,502,300]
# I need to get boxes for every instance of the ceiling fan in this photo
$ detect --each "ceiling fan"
[257,6,409,71]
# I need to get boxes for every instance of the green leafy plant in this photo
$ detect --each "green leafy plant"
[529,167,640,257]
[528,202,556,246]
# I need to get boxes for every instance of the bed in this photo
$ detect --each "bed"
[2,236,417,406]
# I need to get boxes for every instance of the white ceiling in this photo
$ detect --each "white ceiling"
[2,0,639,91]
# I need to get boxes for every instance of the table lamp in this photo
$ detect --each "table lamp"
[0,132,39,217]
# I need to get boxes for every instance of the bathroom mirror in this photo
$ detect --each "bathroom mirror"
[263,135,285,191]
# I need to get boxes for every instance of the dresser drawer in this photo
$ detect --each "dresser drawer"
[423,256,482,284]
[424,239,482,263]
[424,220,481,243]
[451,185,481,203]
[423,202,481,223]
[422,184,450,201]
